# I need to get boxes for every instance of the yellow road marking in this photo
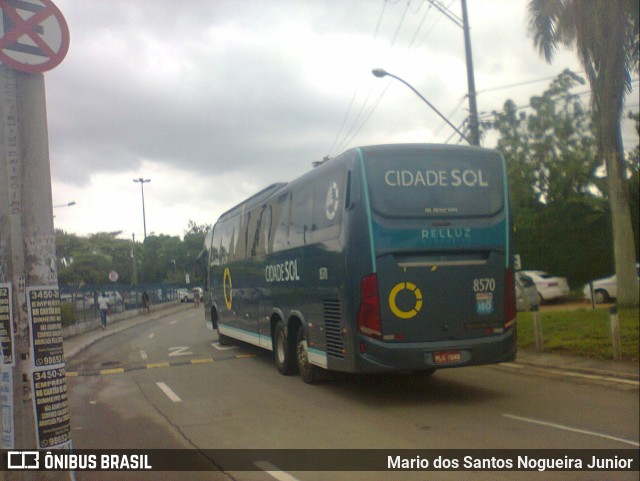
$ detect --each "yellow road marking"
[99,367,125,375]
[146,362,170,369]
[66,354,253,378]
[190,358,214,365]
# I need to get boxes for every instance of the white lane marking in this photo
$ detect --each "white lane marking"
[156,382,182,403]
[211,342,237,351]
[170,320,178,325]
[168,346,193,357]
[500,362,524,369]
[148,332,155,339]
[503,414,640,447]
[254,461,301,481]
[140,350,148,360]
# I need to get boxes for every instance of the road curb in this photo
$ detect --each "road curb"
[514,350,639,383]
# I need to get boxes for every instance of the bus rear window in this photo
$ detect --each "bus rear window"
[363,148,505,218]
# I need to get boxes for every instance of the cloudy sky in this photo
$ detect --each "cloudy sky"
[42,0,637,240]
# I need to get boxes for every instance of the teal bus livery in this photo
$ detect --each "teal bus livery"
[204,144,516,383]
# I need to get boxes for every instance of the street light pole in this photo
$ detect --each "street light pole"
[372,68,472,145]
[133,178,151,241]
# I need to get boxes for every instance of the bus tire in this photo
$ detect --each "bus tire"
[274,322,296,375]
[296,327,320,384]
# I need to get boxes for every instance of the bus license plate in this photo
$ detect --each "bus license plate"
[434,351,462,364]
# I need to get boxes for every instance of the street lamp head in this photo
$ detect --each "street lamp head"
[133,178,150,184]
[372,68,389,78]
[53,201,76,208]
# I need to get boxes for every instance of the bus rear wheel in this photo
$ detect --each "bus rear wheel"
[274,322,296,375]
[296,328,320,384]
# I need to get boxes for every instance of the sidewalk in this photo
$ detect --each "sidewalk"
[63,305,639,383]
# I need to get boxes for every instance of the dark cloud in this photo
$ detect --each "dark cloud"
[43,1,603,237]
[47,1,376,187]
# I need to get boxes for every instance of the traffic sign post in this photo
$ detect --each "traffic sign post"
[0,0,69,74]
[0,1,70,479]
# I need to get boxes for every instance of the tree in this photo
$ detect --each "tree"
[489,70,612,284]
[184,219,211,236]
[56,221,211,288]
[528,0,639,306]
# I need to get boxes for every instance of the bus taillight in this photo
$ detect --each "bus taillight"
[357,274,382,339]
[504,269,516,329]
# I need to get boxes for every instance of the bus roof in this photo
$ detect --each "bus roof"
[217,182,287,223]
[355,143,497,157]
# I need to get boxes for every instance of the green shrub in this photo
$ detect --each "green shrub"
[60,302,76,328]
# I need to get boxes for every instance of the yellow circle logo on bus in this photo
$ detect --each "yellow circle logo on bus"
[389,282,423,319]
[223,267,233,310]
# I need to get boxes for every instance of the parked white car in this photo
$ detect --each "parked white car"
[520,270,570,303]
[583,264,640,304]
[177,288,194,303]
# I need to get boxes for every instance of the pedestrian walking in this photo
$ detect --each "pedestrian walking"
[142,290,151,315]
[98,292,111,330]
[193,288,201,308]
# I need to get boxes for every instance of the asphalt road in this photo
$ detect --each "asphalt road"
[66,307,639,481]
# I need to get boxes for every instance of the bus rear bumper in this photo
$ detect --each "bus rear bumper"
[353,328,517,373]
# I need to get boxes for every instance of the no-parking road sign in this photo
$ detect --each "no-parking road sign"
[0,0,69,73]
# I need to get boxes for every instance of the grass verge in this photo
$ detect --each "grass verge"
[516,307,639,361]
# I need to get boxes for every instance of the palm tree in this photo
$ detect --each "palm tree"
[528,0,639,307]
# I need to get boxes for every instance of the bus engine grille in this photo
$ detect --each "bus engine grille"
[323,299,345,359]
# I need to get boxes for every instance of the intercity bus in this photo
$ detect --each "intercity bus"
[204,144,516,383]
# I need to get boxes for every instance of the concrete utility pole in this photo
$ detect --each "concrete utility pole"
[426,0,480,145]
[0,1,71,478]
[460,0,480,146]
[1,66,70,481]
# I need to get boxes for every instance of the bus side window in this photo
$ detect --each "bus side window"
[290,186,313,248]
[311,167,344,242]
[250,204,266,258]
[220,219,237,265]
[273,192,291,252]
[262,204,273,255]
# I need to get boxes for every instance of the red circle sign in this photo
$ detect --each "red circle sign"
[0,0,69,73]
